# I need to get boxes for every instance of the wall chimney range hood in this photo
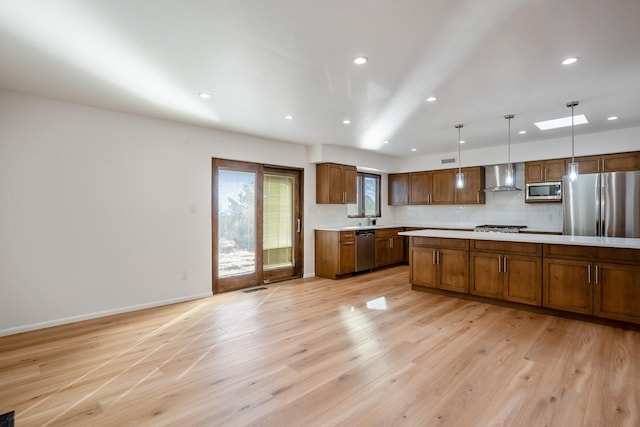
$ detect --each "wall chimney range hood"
[484,164,522,192]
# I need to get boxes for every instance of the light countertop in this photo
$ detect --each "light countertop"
[399,229,640,250]
[315,224,407,232]
[314,223,561,233]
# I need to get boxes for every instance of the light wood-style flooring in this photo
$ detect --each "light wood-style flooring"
[1,266,639,426]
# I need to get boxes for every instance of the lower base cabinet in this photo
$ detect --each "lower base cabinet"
[543,245,640,323]
[543,258,592,315]
[405,238,640,326]
[374,228,404,268]
[409,237,469,293]
[315,230,355,279]
[470,241,543,306]
[594,262,640,323]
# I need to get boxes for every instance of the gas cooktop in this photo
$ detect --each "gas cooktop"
[473,225,528,233]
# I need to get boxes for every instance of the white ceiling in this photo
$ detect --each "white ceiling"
[1,0,640,158]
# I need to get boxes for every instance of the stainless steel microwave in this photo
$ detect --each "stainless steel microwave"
[525,182,562,201]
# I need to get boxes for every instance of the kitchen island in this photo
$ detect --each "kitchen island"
[400,229,640,325]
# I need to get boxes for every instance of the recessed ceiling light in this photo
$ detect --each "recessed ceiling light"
[459,140,465,144]
[383,140,390,144]
[343,119,351,125]
[198,92,211,99]
[425,96,438,102]
[562,57,578,65]
[519,130,527,134]
[411,148,417,152]
[534,114,588,130]
[607,116,618,121]
[284,115,294,120]
[353,56,368,65]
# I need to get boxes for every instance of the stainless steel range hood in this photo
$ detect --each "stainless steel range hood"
[483,163,522,192]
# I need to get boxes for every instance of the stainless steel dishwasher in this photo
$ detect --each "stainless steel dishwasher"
[355,229,375,272]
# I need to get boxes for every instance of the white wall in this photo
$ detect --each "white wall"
[0,90,312,335]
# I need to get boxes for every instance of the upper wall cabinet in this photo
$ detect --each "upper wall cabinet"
[566,152,640,174]
[388,168,480,205]
[388,173,409,205]
[316,163,357,204]
[455,166,486,205]
[525,158,566,183]
[409,170,454,205]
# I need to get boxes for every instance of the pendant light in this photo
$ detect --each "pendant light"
[504,114,515,187]
[567,101,579,182]
[455,124,464,189]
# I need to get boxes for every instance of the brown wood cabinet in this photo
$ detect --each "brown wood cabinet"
[543,257,594,315]
[566,151,640,174]
[431,169,455,204]
[374,228,404,267]
[594,262,640,323]
[409,171,432,204]
[388,169,456,205]
[455,166,486,205]
[316,163,357,204]
[315,230,355,279]
[470,240,542,306]
[388,173,409,205]
[543,244,640,322]
[525,158,566,183]
[409,237,469,293]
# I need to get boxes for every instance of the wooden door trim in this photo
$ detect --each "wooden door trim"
[212,159,304,293]
[212,159,264,293]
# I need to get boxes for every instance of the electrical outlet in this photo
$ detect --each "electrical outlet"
[180,270,188,280]
[189,205,197,214]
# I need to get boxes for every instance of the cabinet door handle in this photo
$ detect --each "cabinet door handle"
[540,169,543,181]
[432,250,436,265]
[297,218,301,233]
[587,265,591,284]
[437,250,440,264]
[343,241,354,245]
[498,256,502,273]
[503,256,508,273]
[389,238,393,248]
[544,168,547,181]
[595,265,599,284]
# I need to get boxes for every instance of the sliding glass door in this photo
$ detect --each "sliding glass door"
[263,168,302,283]
[212,159,302,293]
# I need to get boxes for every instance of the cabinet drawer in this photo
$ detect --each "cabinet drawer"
[340,231,355,242]
[472,240,542,256]
[411,237,469,250]
[544,244,640,263]
[375,228,402,238]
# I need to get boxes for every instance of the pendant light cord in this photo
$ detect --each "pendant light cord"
[458,126,461,173]
[571,103,575,162]
[505,114,514,167]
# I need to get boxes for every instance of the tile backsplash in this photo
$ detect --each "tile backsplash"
[389,191,563,231]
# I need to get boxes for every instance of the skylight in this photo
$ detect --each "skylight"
[534,114,588,131]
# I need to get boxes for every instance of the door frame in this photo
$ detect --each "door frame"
[212,158,304,293]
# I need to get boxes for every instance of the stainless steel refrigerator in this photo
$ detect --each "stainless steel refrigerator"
[563,171,640,237]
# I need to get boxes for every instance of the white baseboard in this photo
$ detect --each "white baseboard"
[0,292,213,337]
[303,272,315,278]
